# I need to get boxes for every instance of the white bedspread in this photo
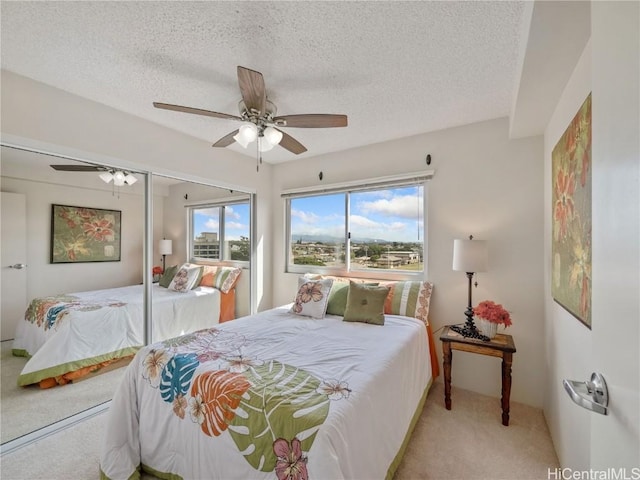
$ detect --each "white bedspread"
[12,284,220,386]
[100,305,431,480]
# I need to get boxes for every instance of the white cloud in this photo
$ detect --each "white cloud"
[350,214,380,228]
[204,219,218,230]
[291,209,320,224]
[226,221,246,231]
[226,206,241,220]
[357,194,423,220]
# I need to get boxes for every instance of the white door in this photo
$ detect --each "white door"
[590,2,639,470]
[1,192,27,341]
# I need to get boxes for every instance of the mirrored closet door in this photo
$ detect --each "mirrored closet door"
[0,145,147,445]
[0,144,254,449]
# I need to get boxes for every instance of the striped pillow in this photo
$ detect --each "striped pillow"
[213,267,242,293]
[384,281,434,326]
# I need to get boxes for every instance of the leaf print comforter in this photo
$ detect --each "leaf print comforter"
[12,284,221,387]
[100,305,432,480]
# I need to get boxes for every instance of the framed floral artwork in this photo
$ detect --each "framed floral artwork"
[50,204,121,263]
[552,93,592,328]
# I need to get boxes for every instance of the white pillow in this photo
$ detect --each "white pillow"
[290,277,334,319]
[168,263,202,293]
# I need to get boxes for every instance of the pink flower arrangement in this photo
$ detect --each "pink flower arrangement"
[473,300,512,327]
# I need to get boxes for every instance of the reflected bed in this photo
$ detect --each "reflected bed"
[12,284,231,388]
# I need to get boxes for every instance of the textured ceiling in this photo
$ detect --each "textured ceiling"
[1,1,527,164]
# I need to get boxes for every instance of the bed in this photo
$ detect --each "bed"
[12,283,234,388]
[100,278,438,480]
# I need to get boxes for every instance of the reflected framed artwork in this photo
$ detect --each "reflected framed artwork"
[551,93,592,328]
[50,204,121,263]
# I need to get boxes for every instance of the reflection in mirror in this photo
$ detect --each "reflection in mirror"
[0,146,254,449]
[150,175,252,341]
[0,145,146,445]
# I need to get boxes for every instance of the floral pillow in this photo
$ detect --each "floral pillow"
[290,277,334,319]
[168,264,203,293]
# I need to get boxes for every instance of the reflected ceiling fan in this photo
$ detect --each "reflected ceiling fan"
[153,66,348,168]
[50,164,138,186]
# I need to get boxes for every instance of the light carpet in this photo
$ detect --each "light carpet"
[0,340,127,443]
[0,381,559,480]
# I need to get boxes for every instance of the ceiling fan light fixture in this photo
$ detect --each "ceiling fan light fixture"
[263,126,283,146]
[124,173,138,185]
[233,123,258,148]
[258,137,275,152]
[113,170,126,187]
[99,171,114,183]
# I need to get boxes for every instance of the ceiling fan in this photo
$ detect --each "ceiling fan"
[153,66,348,165]
[50,164,138,186]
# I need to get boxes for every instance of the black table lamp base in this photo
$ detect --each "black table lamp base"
[451,271,490,342]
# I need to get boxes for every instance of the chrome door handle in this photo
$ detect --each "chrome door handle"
[563,372,608,415]
[8,263,27,269]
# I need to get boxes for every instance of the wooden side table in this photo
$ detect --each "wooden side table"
[440,325,516,426]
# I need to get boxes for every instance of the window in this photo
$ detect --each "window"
[189,201,250,263]
[285,177,427,276]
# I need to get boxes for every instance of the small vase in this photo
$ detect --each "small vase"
[478,318,498,339]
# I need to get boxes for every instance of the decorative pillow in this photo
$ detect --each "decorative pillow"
[213,266,242,293]
[185,263,204,289]
[326,281,379,316]
[158,265,178,288]
[343,281,390,325]
[384,281,434,326]
[168,264,203,293]
[199,265,219,287]
[290,277,334,319]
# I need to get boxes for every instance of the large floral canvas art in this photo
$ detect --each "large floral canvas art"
[51,204,121,263]
[552,93,592,328]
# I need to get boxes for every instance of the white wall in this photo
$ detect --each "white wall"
[0,175,162,300]
[1,70,274,311]
[271,117,546,407]
[543,39,592,470]
[544,1,640,470]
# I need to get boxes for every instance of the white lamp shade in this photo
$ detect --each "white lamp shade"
[159,239,173,255]
[113,170,126,186]
[258,137,274,152]
[233,124,258,148]
[99,171,114,183]
[124,173,138,185]
[452,238,488,272]
[263,126,283,146]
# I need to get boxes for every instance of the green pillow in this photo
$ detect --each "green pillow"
[343,281,390,325]
[326,281,378,316]
[159,265,178,288]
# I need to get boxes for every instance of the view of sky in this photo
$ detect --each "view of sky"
[193,204,250,240]
[290,186,424,242]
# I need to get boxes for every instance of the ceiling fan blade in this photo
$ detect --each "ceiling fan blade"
[153,102,242,121]
[273,114,348,128]
[50,165,104,172]
[212,130,239,148]
[277,130,307,155]
[237,66,266,115]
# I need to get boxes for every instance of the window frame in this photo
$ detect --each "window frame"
[188,198,251,266]
[283,171,432,279]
